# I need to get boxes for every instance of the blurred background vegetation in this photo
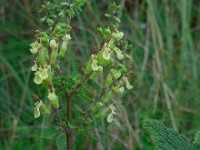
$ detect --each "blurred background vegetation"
[0,0,200,149]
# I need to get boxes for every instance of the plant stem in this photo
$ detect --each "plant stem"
[67,94,72,150]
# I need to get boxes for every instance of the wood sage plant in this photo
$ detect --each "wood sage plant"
[30,0,132,149]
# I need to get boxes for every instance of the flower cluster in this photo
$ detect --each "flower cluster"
[30,0,88,120]
[82,2,133,123]
[30,0,132,126]
[30,28,71,118]
[84,28,132,123]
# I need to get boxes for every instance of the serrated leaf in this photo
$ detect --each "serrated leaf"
[143,120,194,150]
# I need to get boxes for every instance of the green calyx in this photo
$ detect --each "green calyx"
[48,91,59,109]
[50,49,58,65]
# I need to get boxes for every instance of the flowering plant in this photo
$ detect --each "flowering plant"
[30,0,132,149]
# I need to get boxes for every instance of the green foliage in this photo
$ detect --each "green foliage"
[41,126,60,139]
[56,133,66,150]
[194,131,200,145]
[1,0,200,149]
[143,120,200,150]
[28,0,132,149]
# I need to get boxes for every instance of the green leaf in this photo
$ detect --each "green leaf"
[79,92,95,103]
[194,131,200,146]
[41,126,59,139]
[67,122,79,129]
[56,133,66,150]
[143,120,194,150]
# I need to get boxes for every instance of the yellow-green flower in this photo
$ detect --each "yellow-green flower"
[112,31,124,41]
[34,71,43,85]
[118,87,125,93]
[50,39,58,49]
[113,47,124,60]
[62,34,71,42]
[39,67,48,80]
[107,104,117,123]
[33,66,50,85]
[112,84,124,94]
[31,62,38,72]
[102,47,111,60]
[91,55,102,71]
[48,90,59,109]
[91,59,99,71]
[34,100,43,118]
[30,41,41,54]
[48,91,57,101]
[58,34,71,57]
[111,69,121,79]
[123,77,133,89]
